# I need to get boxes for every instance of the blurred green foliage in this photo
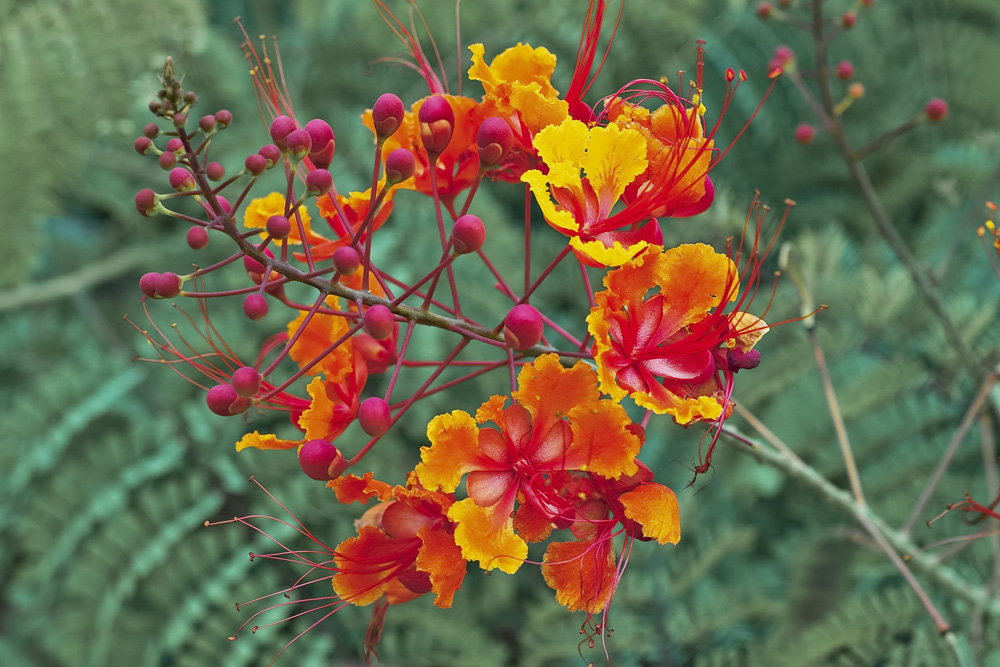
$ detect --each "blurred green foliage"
[2,0,999,665]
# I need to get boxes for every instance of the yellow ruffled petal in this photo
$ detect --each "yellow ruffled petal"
[633,390,723,424]
[532,118,589,172]
[243,191,324,245]
[620,483,680,545]
[447,498,527,574]
[521,169,578,234]
[569,236,649,267]
[579,123,647,210]
[235,431,301,452]
[513,354,597,429]
[416,410,481,493]
[566,397,641,479]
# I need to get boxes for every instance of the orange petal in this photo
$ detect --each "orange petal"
[416,410,488,492]
[234,431,301,452]
[566,398,641,479]
[286,297,354,383]
[513,354,599,433]
[328,472,394,505]
[512,500,554,543]
[447,498,527,574]
[415,523,467,608]
[332,525,415,606]
[298,376,356,442]
[243,191,327,245]
[541,539,616,613]
[620,483,681,545]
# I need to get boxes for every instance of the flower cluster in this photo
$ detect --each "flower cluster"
[129,1,784,661]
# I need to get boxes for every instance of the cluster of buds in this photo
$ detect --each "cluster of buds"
[130,1,789,661]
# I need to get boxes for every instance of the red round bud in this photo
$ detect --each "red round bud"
[206,161,225,181]
[148,100,161,114]
[183,91,197,104]
[243,248,275,275]
[134,137,153,155]
[269,115,298,149]
[305,168,333,196]
[244,153,267,175]
[168,167,196,192]
[285,128,312,160]
[266,214,291,240]
[384,148,416,184]
[332,246,361,275]
[215,109,233,127]
[156,272,182,298]
[207,384,244,416]
[418,96,454,156]
[186,226,209,250]
[503,304,544,350]
[172,112,187,128]
[231,366,261,397]
[794,123,816,144]
[139,272,160,297]
[756,2,773,19]
[452,214,486,254]
[836,60,855,80]
[727,348,762,372]
[841,11,856,28]
[213,196,232,217]
[158,151,177,170]
[135,188,158,216]
[298,439,347,480]
[358,397,392,438]
[305,119,336,169]
[477,117,514,166]
[372,93,405,139]
[363,304,395,340]
[773,46,794,67]
[243,293,269,320]
[165,138,184,154]
[258,144,282,167]
[925,98,948,122]
[143,123,159,139]
[199,115,216,133]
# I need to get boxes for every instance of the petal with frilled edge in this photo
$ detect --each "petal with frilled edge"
[332,526,417,606]
[447,497,527,574]
[235,431,300,452]
[541,538,616,613]
[416,410,496,492]
[620,482,681,545]
[564,398,641,479]
[415,523,467,608]
[579,123,647,216]
[327,472,394,505]
[513,354,599,434]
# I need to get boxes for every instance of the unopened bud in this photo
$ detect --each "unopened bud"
[156,272,182,298]
[232,366,261,397]
[270,115,298,149]
[452,215,486,254]
[143,123,159,139]
[477,117,513,166]
[836,60,855,80]
[298,439,347,480]
[243,293,269,320]
[285,128,312,160]
[183,91,198,104]
[135,188,158,216]
[187,226,209,250]
[304,119,336,169]
[925,98,948,122]
[372,93,405,139]
[333,246,361,275]
[172,112,187,128]
[503,304,543,350]
[385,148,416,184]
[243,248,275,276]
[266,215,291,240]
[215,109,233,127]
[206,384,247,416]
[168,167,196,192]
[258,144,282,168]
[305,168,333,196]
[158,152,177,170]
[841,11,856,28]
[244,153,267,176]
[165,138,184,154]
[727,348,762,372]
[134,137,153,155]
[206,161,225,181]
[359,397,392,438]
[139,272,160,297]
[756,2,773,19]
[363,305,395,340]
[794,123,815,144]
[418,96,454,156]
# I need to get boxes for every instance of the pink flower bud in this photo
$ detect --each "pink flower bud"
[503,304,543,350]
[258,144,282,167]
[243,293,268,320]
[333,246,361,275]
[172,112,187,128]
[363,304,395,340]
[143,123,159,139]
[231,366,261,397]
[756,2,772,19]
[385,148,416,184]
[135,188,158,216]
[359,397,392,438]
[186,226,209,250]
[727,348,761,372]
[165,138,184,154]
[158,152,177,170]
[772,46,794,68]
[372,93,405,139]
[298,439,347,480]
[243,248,275,275]
[452,215,486,254]
[156,272,182,298]
[285,128,312,160]
[418,96,454,156]
[794,123,815,144]
[836,60,855,80]
[269,115,298,149]
[134,137,153,155]
[305,168,333,196]
[305,119,336,169]
[477,117,513,166]
[199,115,216,133]
[841,11,856,28]
[215,109,233,127]
[206,384,247,416]
[244,153,267,176]
[266,214,291,240]
[925,98,948,122]
[139,272,160,297]
[206,161,225,181]
[168,167,196,192]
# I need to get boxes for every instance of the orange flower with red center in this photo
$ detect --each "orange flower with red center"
[587,243,768,425]
[414,354,643,574]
